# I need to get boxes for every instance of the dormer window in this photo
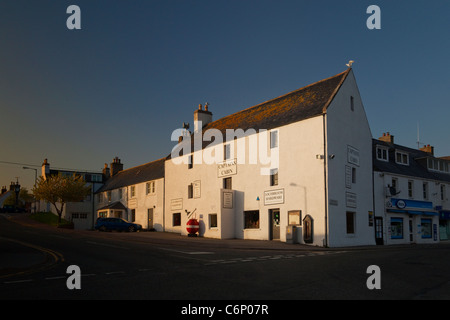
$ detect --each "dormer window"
[376,146,388,161]
[395,150,409,165]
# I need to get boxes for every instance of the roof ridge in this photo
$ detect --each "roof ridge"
[114,157,165,175]
[203,69,350,131]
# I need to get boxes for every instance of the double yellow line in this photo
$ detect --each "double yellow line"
[0,236,65,279]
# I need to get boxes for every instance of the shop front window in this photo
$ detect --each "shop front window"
[421,218,432,239]
[391,218,403,239]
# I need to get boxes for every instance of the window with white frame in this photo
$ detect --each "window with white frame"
[408,180,414,198]
[130,185,136,198]
[209,214,218,228]
[224,143,231,160]
[270,130,278,149]
[146,181,155,194]
[395,150,409,165]
[376,146,388,161]
[423,182,428,200]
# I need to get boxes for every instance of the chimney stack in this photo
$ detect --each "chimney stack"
[194,103,212,133]
[102,163,110,179]
[379,132,394,144]
[41,158,50,179]
[110,157,123,176]
[420,144,434,155]
[1,186,7,194]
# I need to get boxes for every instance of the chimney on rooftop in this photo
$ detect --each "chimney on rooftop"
[110,157,123,177]
[379,132,394,144]
[102,163,110,179]
[420,144,434,155]
[1,186,7,194]
[42,158,50,179]
[194,103,212,133]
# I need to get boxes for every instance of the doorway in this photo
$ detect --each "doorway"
[375,217,383,245]
[269,209,280,240]
[148,208,154,230]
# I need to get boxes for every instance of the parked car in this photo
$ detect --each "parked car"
[94,218,142,232]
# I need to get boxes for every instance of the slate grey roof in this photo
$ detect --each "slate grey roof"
[96,158,165,193]
[372,139,450,183]
[170,68,351,157]
[203,68,350,134]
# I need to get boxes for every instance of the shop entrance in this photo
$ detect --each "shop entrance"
[269,209,280,240]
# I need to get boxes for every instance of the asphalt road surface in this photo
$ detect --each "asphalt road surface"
[1,213,450,306]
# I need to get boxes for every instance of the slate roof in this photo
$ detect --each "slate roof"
[96,158,165,193]
[203,69,350,134]
[373,139,450,183]
[170,68,351,157]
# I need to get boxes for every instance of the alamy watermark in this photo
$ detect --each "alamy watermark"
[170,123,279,176]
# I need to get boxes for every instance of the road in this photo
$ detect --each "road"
[1,213,450,304]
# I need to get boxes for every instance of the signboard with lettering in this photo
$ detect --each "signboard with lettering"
[193,180,201,198]
[217,159,237,178]
[346,192,357,208]
[264,189,285,205]
[223,191,233,209]
[347,145,360,166]
[171,198,183,211]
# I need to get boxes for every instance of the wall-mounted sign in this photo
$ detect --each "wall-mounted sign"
[193,180,201,199]
[264,189,284,205]
[346,192,357,208]
[347,145,360,166]
[171,198,183,211]
[223,191,233,209]
[218,159,237,178]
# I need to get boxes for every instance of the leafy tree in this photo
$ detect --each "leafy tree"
[32,173,91,224]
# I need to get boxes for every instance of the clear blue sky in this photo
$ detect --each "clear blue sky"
[1,0,450,190]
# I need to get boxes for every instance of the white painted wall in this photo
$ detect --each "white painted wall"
[325,70,376,247]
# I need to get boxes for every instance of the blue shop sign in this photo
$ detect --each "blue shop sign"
[387,198,438,216]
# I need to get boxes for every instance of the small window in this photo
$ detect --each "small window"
[244,210,260,229]
[173,213,181,226]
[188,184,193,199]
[395,151,409,165]
[188,155,193,169]
[119,188,123,199]
[376,146,388,161]
[130,186,136,198]
[224,144,231,160]
[408,180,414,198]
[209,214,218,228]
[390,218,403,239]
[270,130,278,149]
[107,191,111,202]
[421,218,432,239]
[146,181,155,194]
[441,184,446,201]
[350,96,354,111]
[223,177,232,190]
[270,168,278,186]
[423,182,428,200]
[351,167,356,184]
[346,212,355,234]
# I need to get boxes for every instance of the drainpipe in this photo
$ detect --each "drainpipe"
[323,114,329,247]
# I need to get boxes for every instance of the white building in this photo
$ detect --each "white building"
[373,133,450,244]
[95,157,165,231]
[40,158,104,229]
[165,68,375,247]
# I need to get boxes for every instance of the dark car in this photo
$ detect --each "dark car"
[94,217,142,232]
